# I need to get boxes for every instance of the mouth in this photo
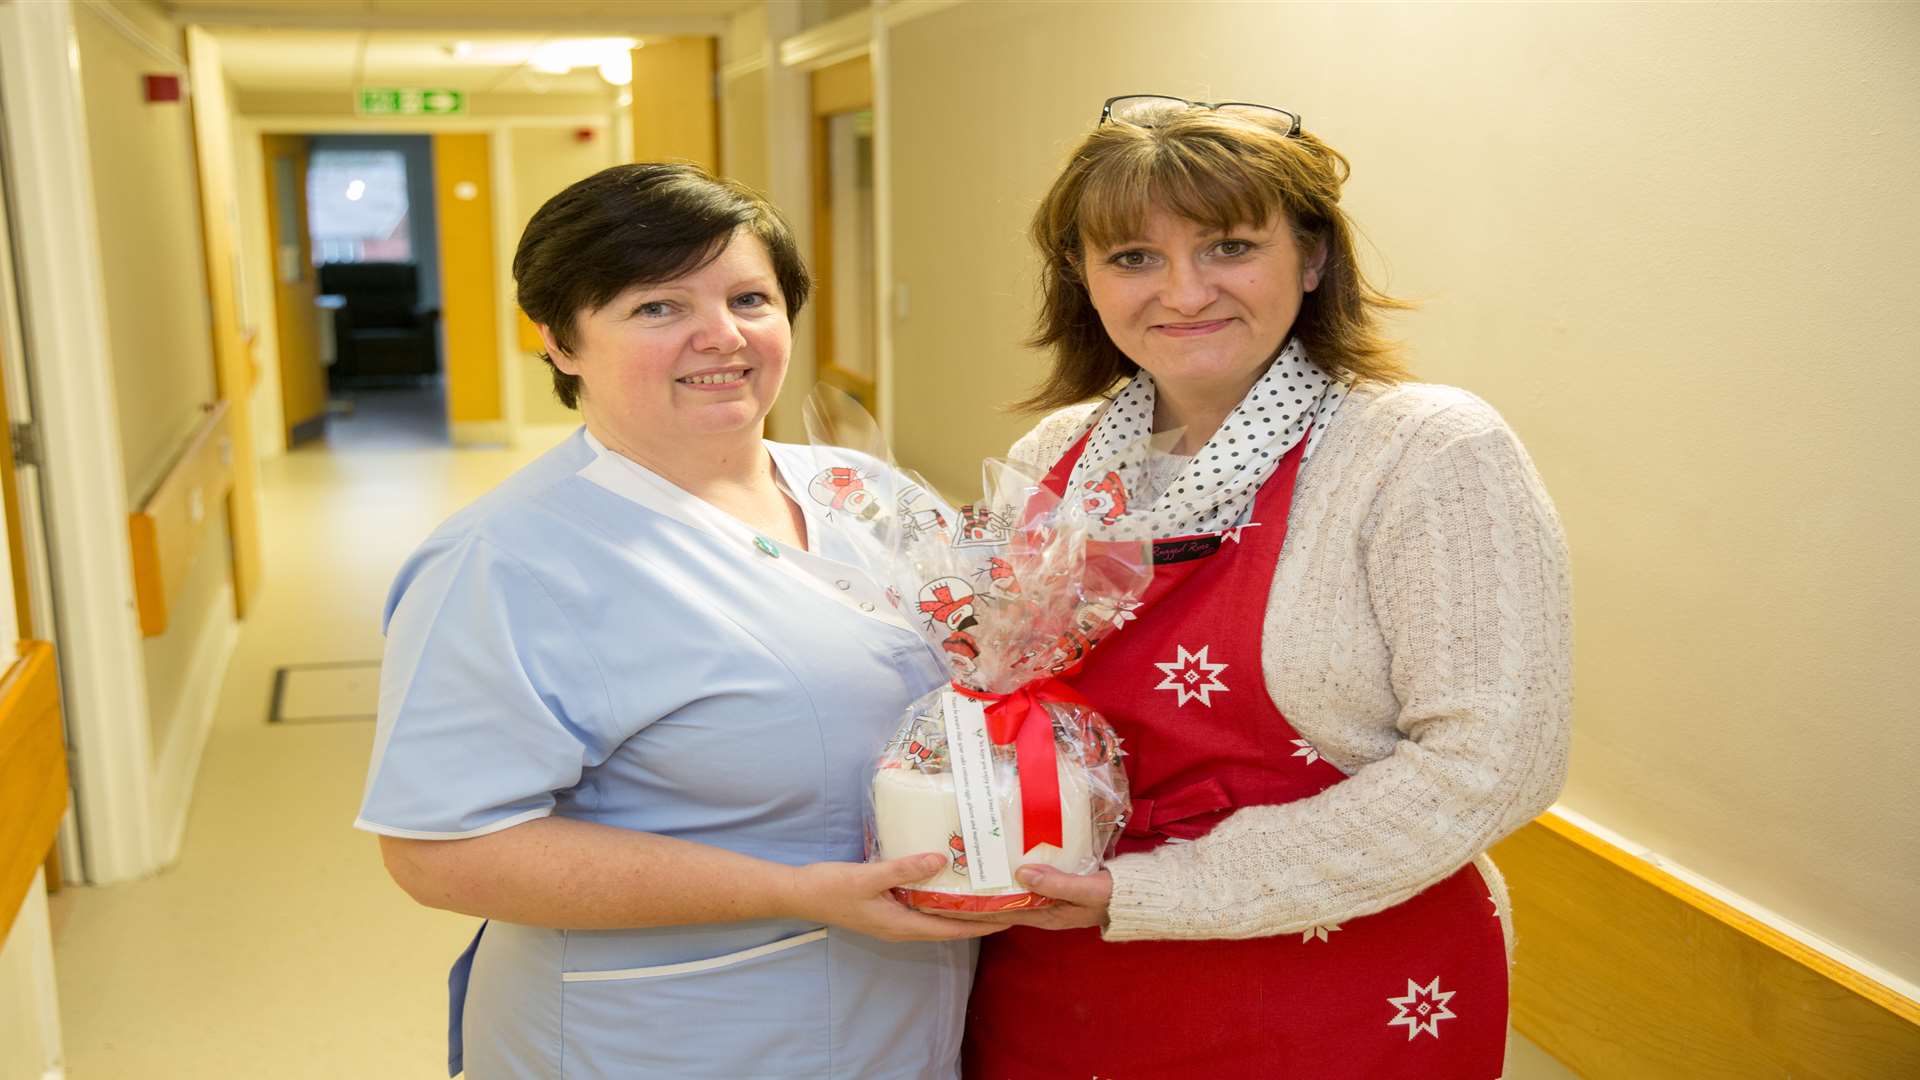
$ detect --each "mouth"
[676,367,752,389]
[1152,319,1233,338]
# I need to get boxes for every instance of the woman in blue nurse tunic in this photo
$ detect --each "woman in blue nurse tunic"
[356,163,990,1078]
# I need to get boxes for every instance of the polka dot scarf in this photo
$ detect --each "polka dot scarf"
[1067,338,1346,538]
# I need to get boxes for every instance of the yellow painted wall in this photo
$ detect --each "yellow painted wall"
[433,133,503,430]
[887,0,1920,986]
[508,125,614,427]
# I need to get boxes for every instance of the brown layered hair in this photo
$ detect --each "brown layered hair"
[513,162,810,409]
[1021,110,1410,412]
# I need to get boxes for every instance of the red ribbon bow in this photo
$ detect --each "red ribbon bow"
[951,678,1092,853]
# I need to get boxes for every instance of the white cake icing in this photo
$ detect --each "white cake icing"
[872,752,1095,894]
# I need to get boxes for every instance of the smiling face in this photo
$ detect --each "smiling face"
[540,229,790,460]
[1081,205,1324,424]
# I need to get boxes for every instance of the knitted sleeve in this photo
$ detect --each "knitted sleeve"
[1100,402,1572,940]
[1008,403,1102,473]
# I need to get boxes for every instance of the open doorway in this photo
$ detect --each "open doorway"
[305,134,448,450]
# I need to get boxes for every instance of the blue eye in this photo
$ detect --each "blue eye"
[634,301,673,318]
[732,291,771,309]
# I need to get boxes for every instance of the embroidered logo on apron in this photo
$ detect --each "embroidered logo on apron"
[1386,977,1458,1041]
[1151,644,1230,707]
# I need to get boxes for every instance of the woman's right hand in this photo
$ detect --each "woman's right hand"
[787,854,1005,942]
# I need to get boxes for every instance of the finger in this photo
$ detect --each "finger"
[1014,866,1108,905]
[945,909,1044,926]
[886,907,1007,940]
[867,852,947,889]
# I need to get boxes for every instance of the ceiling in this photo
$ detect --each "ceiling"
[165,0,757,31]
[210,28,643,95]
[173,0,759,93]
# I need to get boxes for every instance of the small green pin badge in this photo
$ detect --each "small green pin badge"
[753,536,779,558]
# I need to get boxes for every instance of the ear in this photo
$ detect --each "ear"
[1302,237,1330,293]
[535,323,580,375]
[1061,247,1086,283]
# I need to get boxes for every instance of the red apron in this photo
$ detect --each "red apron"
[964,432,1509,1079]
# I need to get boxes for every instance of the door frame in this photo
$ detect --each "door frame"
[808,55,877,418]
[0,0,159,883]
[260,132,328,448]
[233,114,605,451]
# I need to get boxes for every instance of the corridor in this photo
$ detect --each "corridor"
[47,433,554,1077]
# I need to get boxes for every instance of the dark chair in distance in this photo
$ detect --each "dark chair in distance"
[316,261,439,389]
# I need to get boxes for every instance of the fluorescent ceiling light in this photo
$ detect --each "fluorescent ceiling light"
[598,53,632,87]
[528,38,635,78]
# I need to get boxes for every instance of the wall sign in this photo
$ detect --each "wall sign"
[355,88,466,116]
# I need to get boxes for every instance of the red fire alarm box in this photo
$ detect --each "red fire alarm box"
[145,74,182,103]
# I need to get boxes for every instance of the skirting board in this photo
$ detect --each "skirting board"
[1491,811,1920,1078]
[150,582,239,867]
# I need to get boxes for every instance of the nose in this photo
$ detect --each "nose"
[690,307,748,354]
[1158,256,1216,316]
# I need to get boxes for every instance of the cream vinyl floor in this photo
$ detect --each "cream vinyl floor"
[44,405,1577,1079]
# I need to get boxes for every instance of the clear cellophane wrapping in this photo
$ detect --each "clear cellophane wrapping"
[804,387,1150,911]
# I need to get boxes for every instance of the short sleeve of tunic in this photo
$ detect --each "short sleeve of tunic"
[356,533,617,839]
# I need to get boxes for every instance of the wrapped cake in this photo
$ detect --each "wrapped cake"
[870,688,1126,910]
[806,387,1147,911]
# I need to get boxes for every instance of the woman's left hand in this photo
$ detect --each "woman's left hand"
[959,866,1113,930]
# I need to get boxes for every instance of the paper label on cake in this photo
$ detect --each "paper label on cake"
[940,690,1013,890]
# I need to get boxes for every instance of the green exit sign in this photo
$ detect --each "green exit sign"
[356,88,466,116]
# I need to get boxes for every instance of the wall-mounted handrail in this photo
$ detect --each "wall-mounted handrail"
[1494,810,1920,1076]
[128,401,234,637]
[0,641,64,939]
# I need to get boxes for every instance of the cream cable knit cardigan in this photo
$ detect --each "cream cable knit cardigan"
[1010,382,1572,944]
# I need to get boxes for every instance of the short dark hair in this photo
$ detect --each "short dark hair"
[512,163,810,409]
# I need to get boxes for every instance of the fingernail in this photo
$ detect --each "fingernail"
[1015,868,1039,887]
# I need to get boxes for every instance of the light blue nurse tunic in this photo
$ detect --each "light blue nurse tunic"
[355,429,970,1079]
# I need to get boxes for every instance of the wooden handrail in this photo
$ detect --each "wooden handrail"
[1492,811,1920,1077]
[128,401,234,637]
[0,642,65,939]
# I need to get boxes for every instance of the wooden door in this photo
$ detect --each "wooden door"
[630,37,718,171]
[261,133,327,446]
[431,133,503,444]
[185,27,262,615]
[810,55,877,417]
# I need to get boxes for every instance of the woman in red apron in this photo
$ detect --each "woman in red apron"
[962,98,1571,1078]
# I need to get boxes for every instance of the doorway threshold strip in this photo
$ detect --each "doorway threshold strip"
[270,661,382,724]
